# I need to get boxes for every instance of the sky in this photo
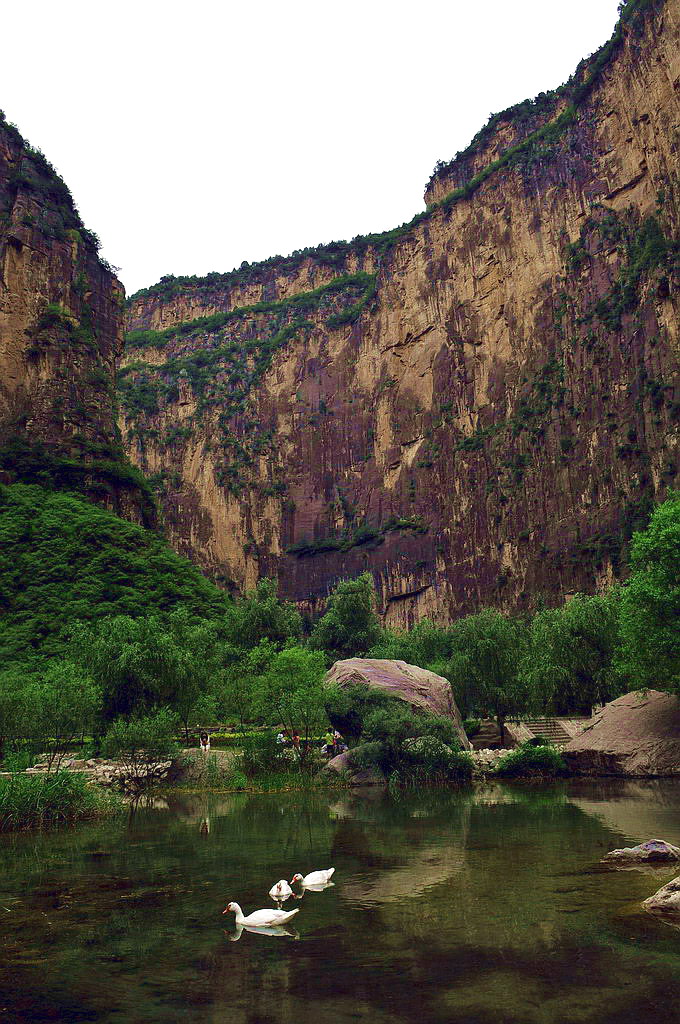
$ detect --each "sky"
[2,1,621,295]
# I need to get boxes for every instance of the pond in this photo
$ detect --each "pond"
[1,780,679,1023]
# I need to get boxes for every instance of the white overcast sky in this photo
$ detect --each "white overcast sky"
[2,1,620,295]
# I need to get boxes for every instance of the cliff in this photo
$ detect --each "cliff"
[122,0,680,625]
[0,113,153,522]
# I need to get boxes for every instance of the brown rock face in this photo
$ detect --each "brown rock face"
[562,690,680,777]
[325,657,471,749]
[0,115,150,521]
[122,1,680,621]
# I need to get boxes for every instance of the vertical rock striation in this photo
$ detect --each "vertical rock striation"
[122,0,680,623]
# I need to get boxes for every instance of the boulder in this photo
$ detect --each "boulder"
[602,839,680,865]
[643,875,680,918]
[323,748,385,786]
[325,658,471,749]
[562,690,680,777]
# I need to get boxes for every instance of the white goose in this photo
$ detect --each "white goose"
[269,879,293,903]
[223,902,299,927]
[291,868,335,888]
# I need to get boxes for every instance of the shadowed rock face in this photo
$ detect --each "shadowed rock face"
[325,657,471,750]
[121,1,680,625]
[0,117,150,523]
[563,690,680,777]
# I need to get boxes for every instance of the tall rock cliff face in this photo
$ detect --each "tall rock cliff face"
[0,114,152,522]
[122,0,680,625]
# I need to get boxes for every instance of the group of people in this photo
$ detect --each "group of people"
[197,727,347,759]
[275,728,347,758]
[322,729,347,759]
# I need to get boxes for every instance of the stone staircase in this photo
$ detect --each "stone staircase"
[471,720,502,750]
[521,718,572,747]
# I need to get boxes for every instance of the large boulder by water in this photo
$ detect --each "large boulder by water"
[325,658,471,750]
[602,839,680,865]
[643,875,680,920]
[562,690,680,777]
[323,748,386,786]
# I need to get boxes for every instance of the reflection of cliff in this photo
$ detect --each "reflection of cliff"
[123,1,680,625]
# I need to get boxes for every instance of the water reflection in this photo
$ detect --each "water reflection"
[0,780,679,1024]
[227,923,300,941]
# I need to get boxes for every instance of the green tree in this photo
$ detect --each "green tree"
[616,493,680,693]
[0,668,27,763]
[101,708,179,788]
[310,573,383,659]
[222,578,302,649]
[368,618,453,675]
[254,646,328,764]
[524,593,621,713]
[71,613,217,735]
[446,610,531,743]
[26,661,101,770]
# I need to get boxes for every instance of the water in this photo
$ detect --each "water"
[1,780,679,1024]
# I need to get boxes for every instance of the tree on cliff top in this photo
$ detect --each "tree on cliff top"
[616,492,680,694]
[309,573,383,661]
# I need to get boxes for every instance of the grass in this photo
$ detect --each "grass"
[0,771,119,831]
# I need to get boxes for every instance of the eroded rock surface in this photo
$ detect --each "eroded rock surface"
[562,690,680,777]
[121,1,680,625]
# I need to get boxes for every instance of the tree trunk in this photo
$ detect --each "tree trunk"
[498,715,506,746]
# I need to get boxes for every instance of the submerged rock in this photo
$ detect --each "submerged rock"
[603,839,680,865]
[326,658,471,749]
[562,690,680,777]
[643,875,680,918]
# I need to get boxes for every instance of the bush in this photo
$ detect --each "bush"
[463,718,482,739]
[0,771,116,831]
[240,733,288,777]
[101,709,179,785]
[495,743,566,778]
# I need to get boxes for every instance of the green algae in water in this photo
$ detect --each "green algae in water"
[1,781,679,1023]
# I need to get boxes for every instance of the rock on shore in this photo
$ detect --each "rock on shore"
[602,839,680,865]
[562,690,680,777]
[325,658,471,749]
[643,876,680,919]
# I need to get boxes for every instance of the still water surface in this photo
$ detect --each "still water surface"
[1,780,679,1023]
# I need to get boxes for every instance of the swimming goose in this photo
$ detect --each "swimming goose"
[223,902,299,927]
[269,879,293,903]
[291,868,335,887]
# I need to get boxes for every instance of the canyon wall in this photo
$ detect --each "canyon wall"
[0,114,152,522]
[122,0,680,625]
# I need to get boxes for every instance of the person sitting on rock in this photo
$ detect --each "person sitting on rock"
[199,730,210,753]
